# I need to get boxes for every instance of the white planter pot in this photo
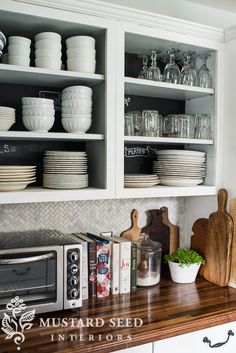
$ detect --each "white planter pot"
[168,261,201,283]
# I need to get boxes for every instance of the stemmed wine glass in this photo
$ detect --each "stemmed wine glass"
[162,49,181,84]
[138,54,149,79]
[180,51,197,86]
[197,53,213,88]
[147,50,162,81]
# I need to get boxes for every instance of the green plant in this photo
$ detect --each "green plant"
[164,248,205,267]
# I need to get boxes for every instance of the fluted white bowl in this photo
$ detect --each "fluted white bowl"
[62,118,92,133]
[35,39,62,50]
[66,36,95,48]
[62,85,92,96]
[22,108,55,117]
[62,113,92,119]
[67,58,95,73]
[8,56,30,67]
[22,97,54,106]
[35,49,62,58]
[23,115,55,132]
[9,36,31,47]
[62,107,92,115]
[8,45,31,57]
[66,46,96,59]
[35,58,61,70]
[35,32,61,42]
[0,119,15,131]
[61,94,92,102]
[61,100,92,108]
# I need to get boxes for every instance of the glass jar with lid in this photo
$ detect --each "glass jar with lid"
[136,232,162,286]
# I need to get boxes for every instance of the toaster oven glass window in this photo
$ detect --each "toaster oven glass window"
[0,251,57,309]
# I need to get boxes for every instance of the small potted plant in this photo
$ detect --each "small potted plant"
[165,248,205,284]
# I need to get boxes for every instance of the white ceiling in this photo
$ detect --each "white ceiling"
[188,0,236,13]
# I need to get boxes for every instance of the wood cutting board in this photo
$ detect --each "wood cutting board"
[120,209,142,241]
[229,198,236,288]
[204,188,233,287]
[191,218,208,276]
[161,206,179,254]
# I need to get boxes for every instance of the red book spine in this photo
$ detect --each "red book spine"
[96,243,111,297]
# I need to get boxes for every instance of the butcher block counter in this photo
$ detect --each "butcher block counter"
[1,277,236,353]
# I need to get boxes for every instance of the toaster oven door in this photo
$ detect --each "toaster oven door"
[0,246,63,313]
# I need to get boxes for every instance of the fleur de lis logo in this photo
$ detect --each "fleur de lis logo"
[1,296,35,350]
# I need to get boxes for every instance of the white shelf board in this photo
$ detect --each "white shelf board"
[0,64,104,88]
[0,187,110,204]
[125,77,214,100]
[124,136,213,145]
[0,131,104,141]
[119,185,217,198]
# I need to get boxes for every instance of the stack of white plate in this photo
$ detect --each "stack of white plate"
[0,106,15,131]
[153,150,206,186]
[43,151,88,189]
[66,36,96,73]
[35,32,62,70]
[124,174,160,188]
[8,36,31,67]
[22,97,55,132]
[61,86,92,133]
[0,165,36,191]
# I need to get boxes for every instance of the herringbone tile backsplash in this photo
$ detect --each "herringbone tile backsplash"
[0,198,187,246]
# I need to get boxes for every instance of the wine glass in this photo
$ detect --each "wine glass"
[180,51,197,86]
[162,49,181,84]
[138,54,149,79]
[147,50,162,81]
[197,53,213,88]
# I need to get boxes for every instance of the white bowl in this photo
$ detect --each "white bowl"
[35,48,62,58]
[35,39,62,50]
[62,94,92,102]
[66,47,96,58]
[61,100,92,109]
[22,97,54,106]
[0,106,15,112]
[67,59,96,73]
[8,45,31,57]
[8,56,30,67]
[35,58,62,70]
[62,85,92,95]
[23,115,55,132]
[62,118,92,133]
[66,36,95,48]
[35,32,61,42]
[22,108,55,117]
[61,107,92,115]
[62,112,92,118]
[0,119,15,131]
[0,116,15,121]
[9,36,31,47]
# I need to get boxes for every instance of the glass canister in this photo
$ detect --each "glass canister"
[136,233,162,286]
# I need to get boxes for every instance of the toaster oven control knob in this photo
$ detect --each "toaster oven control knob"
[69,288,79,299]
[69,275,79,287]
[68,251,79,262]
[68,264,79,275]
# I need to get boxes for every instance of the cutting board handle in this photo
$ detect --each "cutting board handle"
[132,209,139,228]
[218,188,228,212]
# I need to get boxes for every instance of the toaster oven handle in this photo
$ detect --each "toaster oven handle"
[0,252,55,265]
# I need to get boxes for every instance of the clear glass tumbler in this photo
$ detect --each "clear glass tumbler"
[195,114,212,139]
[142,110,161,137]
[124,113,134,136]
[129,111,143,136]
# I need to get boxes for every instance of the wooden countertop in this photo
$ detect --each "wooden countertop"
[1,277,236,353]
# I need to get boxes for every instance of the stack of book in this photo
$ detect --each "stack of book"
[72,232,137,298]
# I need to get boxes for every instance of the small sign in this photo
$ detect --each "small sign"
[124,146,157,158]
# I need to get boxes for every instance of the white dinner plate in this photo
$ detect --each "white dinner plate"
[157,150,206,156]
[159,178,203,186]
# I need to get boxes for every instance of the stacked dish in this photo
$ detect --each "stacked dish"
[153,150,206,186]
[124,174,160,188]
[0,106,15,131]
[0,165,36,191]
[61,86,92,133]
[66,36,96,73]
[43,151,88,189]
[22,97,55,132]
[8,36,31,67]
[35,32,62,70]
[0,31,6,58]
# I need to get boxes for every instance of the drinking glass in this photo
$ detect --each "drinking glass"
[195,114,212,139]
[178,114,195,138]
[138,54,149,79]
[197,53,213,88]
[124,113,134,135]
[162,49,181,84]
[162,115,179,137]
[129,111,143,136]
[180,52,197,86]
[142,110,161,137]
[147,50,162,81]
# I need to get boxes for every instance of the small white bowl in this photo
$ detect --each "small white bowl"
[35,58,62,70]
[22,108,55,117]
[67,59,96,73]
[8,45,31,57]
[0,116,15,121]
[8,56,30,67]
[35,48,62,58]
[35,32,61,42]
[66,47,96,58]
[62,118,92,133]
[22,97,54,106]
[0,106,15,112]
[62,85,92,96]
[9,36,31,47]
[62,112,92,118]
[61,100,92,109]
[0,119,15,131]
[23,115,55,132]
[35,39,62,50]
[62,94,92,102]
[61,107,92,115]
[66,36,95,48]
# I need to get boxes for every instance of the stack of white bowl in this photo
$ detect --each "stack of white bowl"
[66,36,96,73]
[8,36,31,67]
[0,31,6,59]
[61,86,92,133]
[35,32,62,70]
[22,97,55,133]
[0,106,15,131]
